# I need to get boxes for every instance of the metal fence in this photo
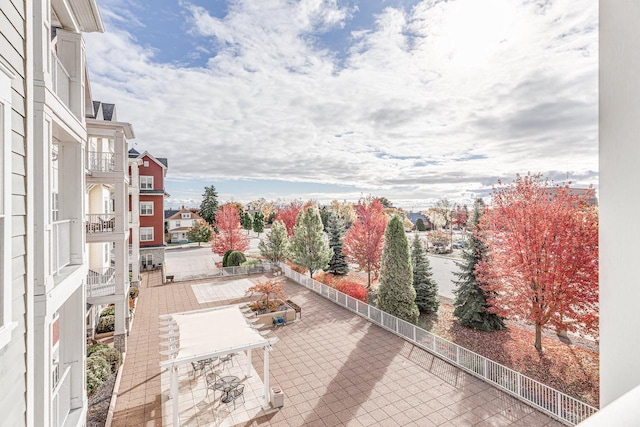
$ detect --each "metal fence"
[168,262,273,282]
[280,264,598,426]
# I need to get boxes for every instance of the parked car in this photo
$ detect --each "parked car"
[452,241,465,250]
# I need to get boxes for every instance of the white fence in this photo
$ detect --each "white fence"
[168,262,272,282]
[280,264,598,426]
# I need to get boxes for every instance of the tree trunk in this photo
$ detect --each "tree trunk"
[309,269,314,279]
[535,323,543,352]
[367,271,371,290]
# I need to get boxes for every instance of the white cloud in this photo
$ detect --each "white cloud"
[84,0,598,207]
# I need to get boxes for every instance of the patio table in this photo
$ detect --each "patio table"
[215,375,240,402]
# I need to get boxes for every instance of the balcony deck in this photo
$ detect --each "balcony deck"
[111,272,562,427]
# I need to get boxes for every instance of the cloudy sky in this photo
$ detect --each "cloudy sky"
[84,0,598,211]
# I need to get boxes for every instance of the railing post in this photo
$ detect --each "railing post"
[517,374,521,397]
[456,346,460,364]
[412,325,416,342]
[483,358,488,379]
[556,392,562,419]
[367,305,370,319]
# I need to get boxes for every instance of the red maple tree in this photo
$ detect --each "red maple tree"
[275,202,302,236]
[476,174,598,352]
[210,204,249,256]
[343,199,388,289]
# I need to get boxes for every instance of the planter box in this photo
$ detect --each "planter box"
[251,307,296,327]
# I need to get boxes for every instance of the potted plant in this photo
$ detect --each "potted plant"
[245,279,296,325]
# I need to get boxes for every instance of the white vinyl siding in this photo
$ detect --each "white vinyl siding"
[0,61,16,349]
[140,201,153,216]
[140,227,153,242]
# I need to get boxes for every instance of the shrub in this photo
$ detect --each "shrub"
[86,355,110,396]
[335,281,368,302]
[129,287,139,299]
[241,259,262,267]
[222,250,234,267]
[314,271,339,287]
[100,306,115,317]
[226,251,246,267]
[96,315,115,333]
[87,343,109,357]
[94,347,122,373]
[288,263,307,274]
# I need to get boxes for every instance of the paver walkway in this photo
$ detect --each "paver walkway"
[112,271,562,426]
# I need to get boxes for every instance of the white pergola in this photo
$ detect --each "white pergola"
[159,305,278,426]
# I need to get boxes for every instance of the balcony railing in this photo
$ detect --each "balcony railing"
[51,365,71,427]
[51,51,71,109]
[87,267,116,298]
[86,214,117,234]
[87,151,115,173]
[52,220,71,276]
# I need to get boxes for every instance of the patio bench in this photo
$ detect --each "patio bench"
[166,275,175,283]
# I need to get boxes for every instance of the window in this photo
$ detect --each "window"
[141,254,153,268]
[0,63,16,349]
[181,213,191,219]
[140,176,153,190]
[175,221,181,227]
[143,160,149,167]
[140,227,154,242]
[140,201,153,216]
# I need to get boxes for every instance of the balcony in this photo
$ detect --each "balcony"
[87,267,116,298]
[51,52,71,109]
[85,214,117,234]
[52,220,72,276]
[51,365,71,427]
[87,151,115,173]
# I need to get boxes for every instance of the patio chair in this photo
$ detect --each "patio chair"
[220,353,235,369]
[204,371,222,400]
[225,384,245,410]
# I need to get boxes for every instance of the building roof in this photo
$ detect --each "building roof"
[407,212,427,224]
[164,209,179,219]
[167,209,202,221]
[133,151,168,171]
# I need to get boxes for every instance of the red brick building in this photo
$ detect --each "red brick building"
[129,149,168,269]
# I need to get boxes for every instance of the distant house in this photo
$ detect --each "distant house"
[166,209,203,243]
[407,212,431,230]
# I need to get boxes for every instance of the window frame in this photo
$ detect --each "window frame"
[140,175,153,190]
[0,63,16,349]
[140,227,154,242]
[140,201,154,216]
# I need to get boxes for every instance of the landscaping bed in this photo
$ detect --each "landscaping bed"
[419,300,600,407]
[86,372,117,427]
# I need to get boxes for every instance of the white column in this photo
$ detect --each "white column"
[172,366,179,426]
[246,348,252,377]
[263,346,270,409]
[600,0,640,406]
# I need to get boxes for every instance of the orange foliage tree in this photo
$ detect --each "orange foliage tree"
[477,174,599,352]
[343,199,388,289]
[210,204,249,256]
[246,279,287,312]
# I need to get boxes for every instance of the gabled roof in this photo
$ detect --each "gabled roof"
[129,148,140,157]
[135,151,168,171]
[167,209,202,221]
[164,209,179,219]
[407,212,427,224]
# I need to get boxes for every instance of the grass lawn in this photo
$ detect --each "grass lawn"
[418,302,599,407]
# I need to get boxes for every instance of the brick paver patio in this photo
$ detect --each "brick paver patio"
[111,271,562,426]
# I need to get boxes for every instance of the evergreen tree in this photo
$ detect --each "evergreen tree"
[416,218,427,232]
[199,185,219,225]
[325,213,349,275]
[411,233,439,313]
[258,220,289,263]
[453,201,505,331]
[242,212,252,234]
[290,206,332,278]
[377,216,419,324]
[253,211,265,236]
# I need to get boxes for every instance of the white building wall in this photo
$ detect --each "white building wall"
[599,0,640,407]
[0,1,29,425]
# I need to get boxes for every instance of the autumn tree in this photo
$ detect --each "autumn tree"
[377,216,419,324]
[242,211,252,234]
[253,211,265,236]
[325,213,349,275]
[477,174,598,352]
[453,201,505,331]
[343,199,388,289]
[258,220,289,263]
[275,202,302,236]
[289,205,332,278]
[199,185,219,225]
[411,233,439,314]
[186,219,212,246]
[328,200,357,228]
[210,204,249,256]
